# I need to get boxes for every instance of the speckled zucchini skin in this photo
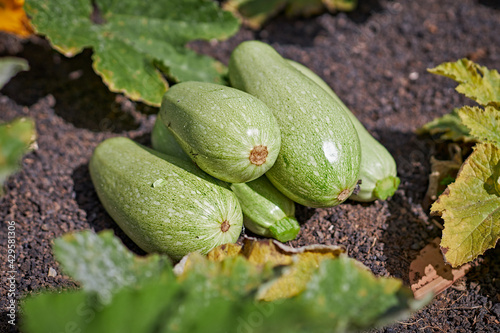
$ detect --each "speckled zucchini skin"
[230,177,300,242]
[287,60,400,202]
[89,137,243,261]
[151,113,191,163]
[160,81,281,183]
[151,118,300,242]
[229,41,361,207]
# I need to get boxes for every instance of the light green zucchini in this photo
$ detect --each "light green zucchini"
[160,81,281,183]
[89,137,243,261]
[151,117,301,242]
[151,112,191,163]
[228,41,361,208]
[287,60,400,202]
[230,177,300,242]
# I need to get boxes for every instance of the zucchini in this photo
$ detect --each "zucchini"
[228,41,361,207]
[287,60,400,201]
[151,117,301,242]
[160,81,281,183]
[230,177,300,242]
[89,137,243,260]
[151,112,191,162]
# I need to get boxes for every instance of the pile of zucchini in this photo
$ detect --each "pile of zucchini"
[89,41,399,261]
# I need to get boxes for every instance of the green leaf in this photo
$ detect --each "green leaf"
[25,0,240,106]
[0,57,29,89]
[428,58,500,107]
[0,117,36,195]
[21,279,182,333]
[416,108,474,142]
[459,106,500,146]
[21,291,91,333]
[432,143,500,267]
[53,230,173,303]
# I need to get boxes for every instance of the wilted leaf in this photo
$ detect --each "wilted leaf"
[423,144,463,209]
[428,58,500,107]
[416,108,474,142]
[323,0,357,11]
[459,106,500,146]
[0,0,33,37]
[25,0,240,106]
[53,230,173,303]
[432,143,500,267]
[223,0,286,29]
[178,237,345,301]
[224,0,356,29]
[242,238,344,301]
[206,242,242,261]
[175,251,275,299]
[0,56,29,89]
[409,238,471,300]
[0,117,36,195]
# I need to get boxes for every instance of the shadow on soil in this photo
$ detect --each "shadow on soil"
[466,246,500,302]
[375,128,440,283]
[479,0,500,10]
[259,0,384,46]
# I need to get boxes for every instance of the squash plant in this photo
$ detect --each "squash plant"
[420,59,500,267]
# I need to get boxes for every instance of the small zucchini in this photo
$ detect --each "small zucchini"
[229,41,361,207]
[160,81,281,183]
[89,137,243,260]
[151,117,301,242]
[287,60,400,201]
[230,177,300,242]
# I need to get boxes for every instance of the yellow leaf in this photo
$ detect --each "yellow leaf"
[0,0,33,37]
[432,143,500,267]
[175,237,345,301]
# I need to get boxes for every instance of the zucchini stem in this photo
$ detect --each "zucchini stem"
[374,176,401,200]
[268,217,301,242]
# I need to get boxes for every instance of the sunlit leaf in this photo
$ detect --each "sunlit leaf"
[25,0,239,106]
[0,0,33,37]
[428,58,500,107]
[459,106,500,146]
[432,143,500,267]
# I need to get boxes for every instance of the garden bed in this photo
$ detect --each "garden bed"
[1,0,499,331]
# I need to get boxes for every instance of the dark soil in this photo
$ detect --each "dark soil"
[1,0,499,332]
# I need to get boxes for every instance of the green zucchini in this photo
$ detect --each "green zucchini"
[228,41,361,207]
[151,117,301,242]
[160,81,281,183]
[287,60,400,201]
[230,177,300,242]
[151,112,191,163]
[89,137,243,260]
